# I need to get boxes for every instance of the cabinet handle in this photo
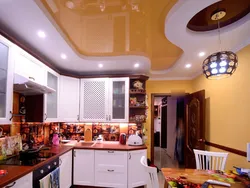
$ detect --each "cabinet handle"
[47,165,51,169]
[107,169,114,172]
[40,169,44,174]
[44,113,47,121]
[29,76,35,81]
[108,151,114,153]
[129,153,131,159]
[73,151,76,157]
[59,158,62,166]
[106,115,108,121]
[77,115,79,121]
[109,115,111,121]
[5,182,16,188]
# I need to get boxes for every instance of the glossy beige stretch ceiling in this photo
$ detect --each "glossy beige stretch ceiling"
[40,0,182,71]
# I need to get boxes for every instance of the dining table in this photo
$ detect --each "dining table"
[162,168,246,188]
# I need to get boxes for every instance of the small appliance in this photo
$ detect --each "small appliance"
[127,134,143,146]
[119,133,126,145]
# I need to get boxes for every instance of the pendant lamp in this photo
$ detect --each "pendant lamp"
[202,10,238,79]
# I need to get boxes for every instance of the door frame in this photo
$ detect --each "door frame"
[150,93,171,163]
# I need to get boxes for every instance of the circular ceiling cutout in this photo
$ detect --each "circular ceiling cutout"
[187,0,250,32]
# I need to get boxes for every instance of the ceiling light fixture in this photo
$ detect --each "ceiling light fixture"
[37,31,46,38]
[202,9,238,80]
[98,64,103,68]
[185,64,191,68]
[61,53,67,59]
[199,52,205,57]
[134,63,140,68]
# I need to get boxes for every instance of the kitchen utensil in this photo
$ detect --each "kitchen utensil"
[119,133,126,145]
[127,134,143,146]
[19,145,44,160]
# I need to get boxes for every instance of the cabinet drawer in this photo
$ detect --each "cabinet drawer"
[95,165,127,188]
[95,150,127,166]
[4,172,32,188]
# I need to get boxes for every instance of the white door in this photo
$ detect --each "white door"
[73,149,95,186]
[95,150,128,188]
[0,36,14,124]
[4,172,32,188]
[80,78,109,122]
[128,149,147,188]
[109,77,129,122]
[44,69,60,122]
[60,150,72,188]
[59,76,80,122]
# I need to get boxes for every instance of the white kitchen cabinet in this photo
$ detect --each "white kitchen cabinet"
[4,172,32,188]
[0,36,14,124]
[109,77,129,122]
[59,76,80,122]
[60,150,72,188]
[73,149,95,186]
[14,50,45,85]
[80,78,109,122]
[128,149,147,188]
[95,150,128,188]
[44,69,60,122]
[80,77,129,122]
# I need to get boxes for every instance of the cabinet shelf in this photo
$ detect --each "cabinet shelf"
[129,106,146,109]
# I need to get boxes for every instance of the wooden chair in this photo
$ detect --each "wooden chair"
[140,156,159,188]
[193,149,228,171]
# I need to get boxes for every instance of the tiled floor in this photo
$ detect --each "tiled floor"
[154,147,178,187]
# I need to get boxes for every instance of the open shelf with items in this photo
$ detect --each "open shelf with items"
[129,76,148,126]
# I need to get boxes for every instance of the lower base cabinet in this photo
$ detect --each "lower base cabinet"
[73,149,147,188]
[73,149,95,186]
[60,150,72,188]
[4,172,32,188]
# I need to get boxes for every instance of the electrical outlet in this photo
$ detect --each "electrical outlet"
[247,143,250,162]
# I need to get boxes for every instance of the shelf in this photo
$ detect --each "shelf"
[129,89,146,95]
[129,106,146,109]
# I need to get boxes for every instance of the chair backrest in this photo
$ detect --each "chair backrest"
[193,149,228,171]
[140,156,159,188]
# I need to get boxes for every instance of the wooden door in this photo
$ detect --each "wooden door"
[184,90,205,168]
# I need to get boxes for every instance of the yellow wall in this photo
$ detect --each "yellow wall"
[145,80,193,158]
[192,44,250,169]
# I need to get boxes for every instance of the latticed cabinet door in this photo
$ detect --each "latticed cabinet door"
[80,78,109,122]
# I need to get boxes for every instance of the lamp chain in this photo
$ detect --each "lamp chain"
[216,13,222,51]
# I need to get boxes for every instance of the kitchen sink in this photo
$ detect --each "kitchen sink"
[78,142,94,147]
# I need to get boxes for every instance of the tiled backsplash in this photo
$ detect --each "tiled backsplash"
[0,122,143,145]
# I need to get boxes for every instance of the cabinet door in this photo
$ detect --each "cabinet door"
[60,150,72,188]
[109,77,129,122]
[59,76,80,122]
[73,149,95,186]
[128,149,147,188]
[44,70,59,122]
[14,52,45,85]
[95,150,127,188]
[0,36,14,124]
[80,78,109,122]
[4,172,32,188]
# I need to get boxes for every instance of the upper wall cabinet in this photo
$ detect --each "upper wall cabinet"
[14,51,45,85]
[44,68,60,122]
[59,75,80,122]
[0,36,14,124]
[80,77,129,122]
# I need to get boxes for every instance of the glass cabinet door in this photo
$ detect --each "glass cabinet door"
[0,42,9,120]
[110,78,129,122]
[46,72,58,119]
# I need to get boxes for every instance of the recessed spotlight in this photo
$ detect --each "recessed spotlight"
[66,1,75,9]
[199,52,205,57]
[185,64,191,68]
[98,64,103,68]
[61,53,67,59]
[134,63,139,68]
[37,31,46,38]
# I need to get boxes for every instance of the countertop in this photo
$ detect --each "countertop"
[0,142,146,187]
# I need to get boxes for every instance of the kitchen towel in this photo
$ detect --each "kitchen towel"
[50,167,60,188]
[39,173,51,188]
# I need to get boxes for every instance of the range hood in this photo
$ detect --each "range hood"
[14,74,55,95]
